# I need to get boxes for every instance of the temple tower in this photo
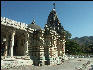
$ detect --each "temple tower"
[44,3,66,65]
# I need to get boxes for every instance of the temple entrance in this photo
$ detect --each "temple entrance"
[1,30,8,56]
[1,42,6,56]
[1,25,27,56]
[13,37,18,56]
[13,30,25,56]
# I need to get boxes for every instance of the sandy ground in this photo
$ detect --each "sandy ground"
[1,58,93,70]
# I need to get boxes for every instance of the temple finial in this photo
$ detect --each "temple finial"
[53,3,55,9]
[33,17,35,22]
[31,17,35,24]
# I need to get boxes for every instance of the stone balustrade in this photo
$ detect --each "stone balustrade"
[1,17,28,31]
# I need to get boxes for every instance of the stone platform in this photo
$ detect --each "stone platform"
[1,58,93,70]
[1,56,33,69]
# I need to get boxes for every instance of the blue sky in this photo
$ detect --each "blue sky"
[1,1,93,38]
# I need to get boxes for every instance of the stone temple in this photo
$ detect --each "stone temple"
[1,3,66,66]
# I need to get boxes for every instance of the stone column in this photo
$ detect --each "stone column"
[25,32,29,56]
[63,39,66,56]
[4,34,8,56]
[10,31,15,57]
[63,43,65,55]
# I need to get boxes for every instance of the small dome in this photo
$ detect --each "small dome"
[28,24,41,30]
[28,19,41,30]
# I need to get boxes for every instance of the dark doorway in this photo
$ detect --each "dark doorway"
[1,42,6,56]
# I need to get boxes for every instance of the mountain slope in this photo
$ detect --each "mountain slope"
[72,36,93,46]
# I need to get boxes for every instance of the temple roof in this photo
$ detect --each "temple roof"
[28,19,41,30]
[47,3,60,25]
[44,3,65,35]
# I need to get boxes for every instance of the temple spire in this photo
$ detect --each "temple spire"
[53,3,55,9]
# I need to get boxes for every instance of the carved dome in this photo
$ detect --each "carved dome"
[28,19,41,30]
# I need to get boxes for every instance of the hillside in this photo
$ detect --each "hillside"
[70,36,93,54]
[72,36,93,47]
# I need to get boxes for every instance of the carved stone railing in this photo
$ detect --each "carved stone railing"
[1,17,38,33]
[1,17,28,31]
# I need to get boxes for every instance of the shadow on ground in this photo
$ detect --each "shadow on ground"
[89,65,93,70]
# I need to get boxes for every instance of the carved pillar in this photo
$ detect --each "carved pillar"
[4,34,8,56]
[10,31,15,57]
[63,39,65,56]
[63,43,65,55]
[25,32,29,56]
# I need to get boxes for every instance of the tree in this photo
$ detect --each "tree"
[72,36,93,54]
[85,44,93,54]
[64,30,72,40]
[65,40,82,55]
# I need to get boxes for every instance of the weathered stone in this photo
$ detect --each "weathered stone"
[1,3,66,66]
